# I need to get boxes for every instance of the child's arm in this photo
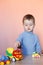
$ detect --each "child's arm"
[36,42,41,54]
[35,36,41,54]
[14,33,23,49]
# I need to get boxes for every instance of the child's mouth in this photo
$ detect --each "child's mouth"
[28,28,30,30]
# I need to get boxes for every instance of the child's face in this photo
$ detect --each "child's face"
[23,19,35,32]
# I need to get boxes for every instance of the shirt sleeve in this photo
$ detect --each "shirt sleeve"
[35,36,41,54]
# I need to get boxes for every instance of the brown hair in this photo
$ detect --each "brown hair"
[22,14,35,24]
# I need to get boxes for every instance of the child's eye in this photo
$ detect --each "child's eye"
[25,25,28,26]
[29,24,33,26]
[25,25,27,26]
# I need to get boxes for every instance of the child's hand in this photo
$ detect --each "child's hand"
[14,41,20,50]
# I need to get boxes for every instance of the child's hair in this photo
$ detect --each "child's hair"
[22,14,35,24]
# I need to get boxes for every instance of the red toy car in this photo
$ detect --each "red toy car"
[12,49,23,60]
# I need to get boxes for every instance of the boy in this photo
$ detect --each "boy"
[15,14,41,55]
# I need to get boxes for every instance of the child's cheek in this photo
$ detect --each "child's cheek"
[30,26,34,29]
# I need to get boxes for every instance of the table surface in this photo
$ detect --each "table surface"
[9,55,43,65]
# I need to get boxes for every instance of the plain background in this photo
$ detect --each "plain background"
[0,0,43,54]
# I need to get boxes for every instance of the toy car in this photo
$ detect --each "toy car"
[6,48,23,61]
[12,49,23,60]
[0,55,10,65]
[32,52,40,58]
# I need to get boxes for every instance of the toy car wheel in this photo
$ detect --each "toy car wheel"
[12,57,16,62]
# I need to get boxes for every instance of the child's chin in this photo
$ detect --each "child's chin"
[27,30,32,32]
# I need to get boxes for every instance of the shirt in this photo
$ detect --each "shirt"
[16,31,41,55]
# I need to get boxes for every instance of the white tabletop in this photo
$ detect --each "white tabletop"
[10,55,43,65]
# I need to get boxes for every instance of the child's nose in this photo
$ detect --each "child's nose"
[28,26,30,29]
